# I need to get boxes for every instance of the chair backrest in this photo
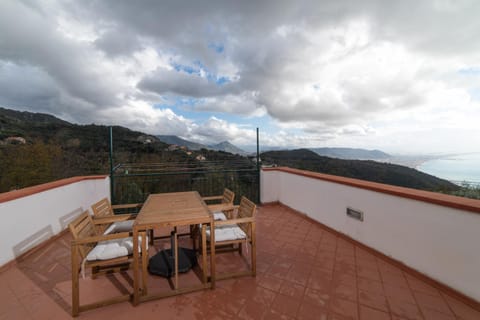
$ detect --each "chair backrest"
[91,198,114,219]
[69,211,97,260]
[237,196,256,235]
[222,188,235,204]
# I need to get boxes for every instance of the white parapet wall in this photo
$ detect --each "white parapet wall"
[261,167,480,302]
[0,176,110,267]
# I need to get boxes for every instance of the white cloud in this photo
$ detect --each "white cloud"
[0,0,480,153]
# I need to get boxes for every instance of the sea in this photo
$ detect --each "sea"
[418,153,480,185]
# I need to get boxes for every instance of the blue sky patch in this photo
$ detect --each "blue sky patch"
[458,67,480,76]
[208,42,225,53]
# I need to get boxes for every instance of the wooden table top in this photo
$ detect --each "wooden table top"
[134,191,211,228]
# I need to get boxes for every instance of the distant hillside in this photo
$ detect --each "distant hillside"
[157,135,207,150]
[261,149,459,192]
[310,147,390,160]
[210,141,247,155]
[0,108,173,191]
[0,107,252,193]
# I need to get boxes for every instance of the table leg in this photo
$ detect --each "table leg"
[209,220,216,289]
[141,231,148,295]
[174,230,179,290]
[133,228,139,305]
[201,224,207,285]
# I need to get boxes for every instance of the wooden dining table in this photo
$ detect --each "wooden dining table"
[132,191,215,305]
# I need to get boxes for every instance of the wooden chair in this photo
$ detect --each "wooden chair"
[69,211,147,316]
[202,188,235,219]
[91,198,142,234]
[204,196,256,280]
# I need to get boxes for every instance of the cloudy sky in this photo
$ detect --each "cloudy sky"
[1,0,479,154]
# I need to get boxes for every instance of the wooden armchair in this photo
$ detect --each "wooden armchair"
[69,211,147,316]
[205,196,256,280]
[91,198,142,234]
[202,188,235,219]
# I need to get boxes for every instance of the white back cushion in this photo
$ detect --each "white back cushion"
[103,220,135,235]
[206,225,247,242]
[87,236,147,261]
[213,212,227,221]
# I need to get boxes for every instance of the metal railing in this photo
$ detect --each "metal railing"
[111,161,260,205]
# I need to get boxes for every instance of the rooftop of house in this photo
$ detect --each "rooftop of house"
[1,203,480,320]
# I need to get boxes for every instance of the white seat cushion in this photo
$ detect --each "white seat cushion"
[206,225,247,242]
[86,235,147,261]
[103,220,134,234]
[213,212,227,221]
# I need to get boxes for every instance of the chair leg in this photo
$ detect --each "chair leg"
[71,245,80,317]
[251,223,256,276]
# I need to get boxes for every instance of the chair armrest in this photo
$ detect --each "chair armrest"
[72,231,133,245]
[207,203,236,213]
[214,217,254,226]
[112,203,143,210]
[93,214,136,224]
[202,195,223,202]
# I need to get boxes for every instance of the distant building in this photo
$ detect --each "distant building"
[167,144,179,151]
[5,136,26,144]
[195,155,206,161]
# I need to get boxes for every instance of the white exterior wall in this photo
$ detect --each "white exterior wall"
[0,177,110,266]
[261,169,480,302]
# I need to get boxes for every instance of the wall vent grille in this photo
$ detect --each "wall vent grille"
[346,207,363,221]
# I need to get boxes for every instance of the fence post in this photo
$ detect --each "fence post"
[109,126,115,203]
[256,127,260,204]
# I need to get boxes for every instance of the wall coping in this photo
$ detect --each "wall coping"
[0,175,108,204]
[263,167,480,214]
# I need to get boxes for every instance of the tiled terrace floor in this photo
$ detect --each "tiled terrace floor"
[1,203,480,319]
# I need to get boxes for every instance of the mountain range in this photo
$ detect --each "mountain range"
[310,147,390,160]
[157,135,248,155]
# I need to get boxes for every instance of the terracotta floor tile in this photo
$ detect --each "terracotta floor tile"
[262,308,295,320]
[358,290,389,312]
[357,265,382,281]
[356,254,378,264]
[329,313,359,320]
[270,293,301,318]
[267,264,291,280]
[334,262,356,277]
[332,273,356,286]
[237,299,267,320]
[357,278,384,295]
[413,291,453,316]
[248,286,277,307]
[297,300,329,320]
[421,306,457,320]
[442,293,480,320]
[285,267,310,286]
[258,274,283,292]
[388,299,423,320]
[329,297,359,320]
[0,304,33,320]
[359,305,392,320]
[333,282,357,302]
[303,287,331,309]
[307,271,333,292]
[274,257,295,269]
[279,280,306,299]
[384,284,416,305]
[405,276,441,297]
[381,272,410,289]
